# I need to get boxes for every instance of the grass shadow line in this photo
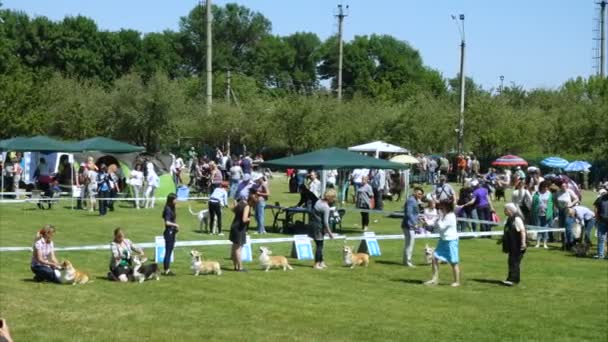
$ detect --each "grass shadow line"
[470,278,504,285]
[390,278,424,285]
[375,260,404,266]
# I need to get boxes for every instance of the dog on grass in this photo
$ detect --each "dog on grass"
[258,246,293,272]
[342,245,369,269]
[190,250,222,276]
[59,260,90,285]
[188,205,209,233]
[132,255,160,283]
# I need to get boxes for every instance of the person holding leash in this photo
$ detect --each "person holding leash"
[162,193,179,276]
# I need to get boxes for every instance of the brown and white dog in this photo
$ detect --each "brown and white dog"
[190,250,222,276]
[258,246,293,272]
[59,260,90,285]
[342,246,369,268]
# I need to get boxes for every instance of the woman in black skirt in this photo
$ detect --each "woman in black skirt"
[229,193,256,271]
[162,193,179,275]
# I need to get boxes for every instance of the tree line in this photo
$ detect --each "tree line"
[0,3,606,168]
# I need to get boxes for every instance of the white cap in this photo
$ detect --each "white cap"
[252,172,263,181]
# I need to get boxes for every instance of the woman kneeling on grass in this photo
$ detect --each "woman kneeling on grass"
[31,225,61,283]
[108,227,144,282]
[229,192,256,272]
[425,200,460,287]
[501,203,527,286]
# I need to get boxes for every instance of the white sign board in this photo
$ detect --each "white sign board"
[241,235,252,262]
[155,236,174,263]
[358,231,381,256]
[291,234,314,260]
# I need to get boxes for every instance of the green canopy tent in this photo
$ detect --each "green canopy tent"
[73,137,145,153]
[262,148,408,170]
[0,135,80,152]
[262,148,408,199]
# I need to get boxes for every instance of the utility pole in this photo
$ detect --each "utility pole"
[452,14,466,155]
[336,4,348,101]
[226,69,231,103]
[601,1,607,77]
[225,68,231,155]
[205,0,213,115]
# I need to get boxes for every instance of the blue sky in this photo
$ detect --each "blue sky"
[2,0,598,90]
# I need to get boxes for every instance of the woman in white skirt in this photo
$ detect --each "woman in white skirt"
[425,200,460,287]
[145,162,160,209]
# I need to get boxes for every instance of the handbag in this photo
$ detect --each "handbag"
[491,212,500,223]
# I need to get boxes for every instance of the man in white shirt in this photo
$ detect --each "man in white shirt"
[572,205,596,245]
[208,183,229,235]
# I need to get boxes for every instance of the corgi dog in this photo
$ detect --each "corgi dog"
[342,246,369,268]
[60,260,90,285]
[190,250,222,276]
[258,246,293,272]
[132,255,160,283]
[424,244,435,264]
[188,205,210,233]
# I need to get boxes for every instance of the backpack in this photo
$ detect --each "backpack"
[598,196,608,223]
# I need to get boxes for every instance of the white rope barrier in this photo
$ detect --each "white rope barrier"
[0,226,566,253]
[0,196,210,204]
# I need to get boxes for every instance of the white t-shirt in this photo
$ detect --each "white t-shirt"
[327,170,338,185]
[435,212,458,240]
[309,179,321,198]
[557,189,578,209]
[230,165,243,181]
[130,170,144,187]
[352,169,368,184]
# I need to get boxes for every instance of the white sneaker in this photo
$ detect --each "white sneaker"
[543,244,548,249]
[218,233,224,236]
[424,279,437,285]
[535,244,540,248]
[502,280,514,286]
[406,262,416,268]
[450,282,460,287]
[320,262,328,269]
[313,265,324,270]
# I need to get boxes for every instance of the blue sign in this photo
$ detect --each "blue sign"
[358,232,381,256]
[291,235,314,260]
[155,236,174,263]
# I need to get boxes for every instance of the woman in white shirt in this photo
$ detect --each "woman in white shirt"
[129,163,144,209]
[425,200,460,287]
[555,179,579,250]
[145,162,160,209]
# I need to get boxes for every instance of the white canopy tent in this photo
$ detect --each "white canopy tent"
[348,141,409,158]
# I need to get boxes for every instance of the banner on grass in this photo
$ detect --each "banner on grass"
[358,232,381,256]
[291,235,313,260]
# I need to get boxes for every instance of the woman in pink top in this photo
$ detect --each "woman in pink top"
[31,225,61,283]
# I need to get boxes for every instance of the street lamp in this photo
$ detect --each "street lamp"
[451,14,466,155]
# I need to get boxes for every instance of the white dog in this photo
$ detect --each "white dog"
[258,246,293,272]
[189,205,210,233]
[190,250,222,276]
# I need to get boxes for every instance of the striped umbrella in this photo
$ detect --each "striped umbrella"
[541,157,569,169]
[491,155,528,167]
[564,160,591,172]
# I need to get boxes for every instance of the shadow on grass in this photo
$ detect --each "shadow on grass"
[390,278,424,285]
[470,278,505,285]
[375,260,403,266]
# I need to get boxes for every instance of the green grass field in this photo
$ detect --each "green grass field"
[1,176,607,341]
